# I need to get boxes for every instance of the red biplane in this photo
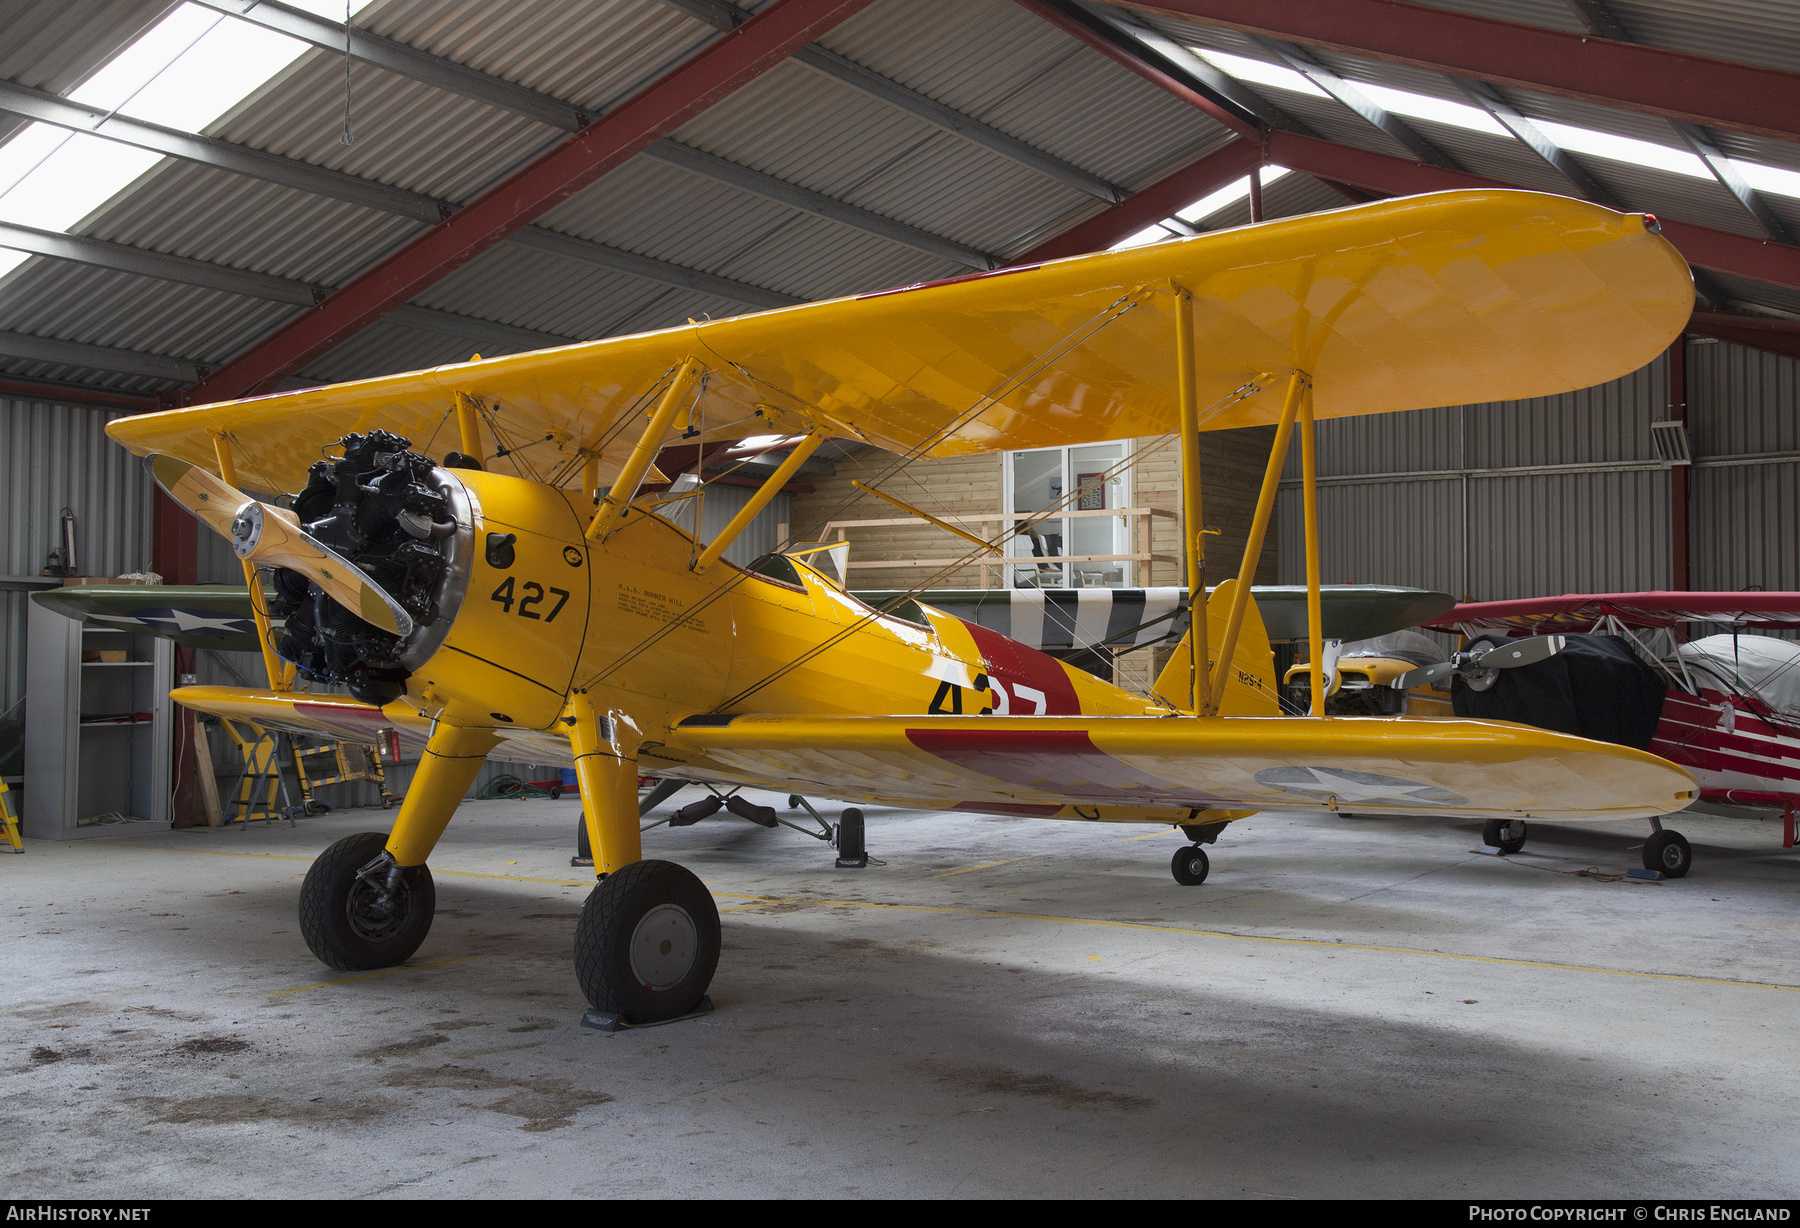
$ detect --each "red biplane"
[1417,592,1800,875]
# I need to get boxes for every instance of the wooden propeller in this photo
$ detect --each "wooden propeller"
[149,456,413,637]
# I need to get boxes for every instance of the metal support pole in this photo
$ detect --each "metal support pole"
[587,358,702,542]
[1668,336,1690,591]
[212,433,293,692]
[1174,286,1209,713]
[1249,164,1264,222]
[692,430,827,573]
[1300,383,1325,716]
[454,391,485,466]
[1209,370,1305,712]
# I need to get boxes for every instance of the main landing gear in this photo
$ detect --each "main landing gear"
[1169,821,1225,886]
[1480,816,1693,878]
[299,832,436,970]
[1643,819,1692,878]
[1482,818,1527,855]
[574,860,720,1023]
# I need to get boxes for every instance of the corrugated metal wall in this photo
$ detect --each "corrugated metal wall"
[1689,339,1800,592]
[6,396,788,814]
[1,395,153,713]
[1279,353,1674,601]
[1279,341,1798,607]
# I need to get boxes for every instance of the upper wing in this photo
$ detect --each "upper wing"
[660,712,1696,822]
[1425,591,1800,634]
[107,191,1689,492]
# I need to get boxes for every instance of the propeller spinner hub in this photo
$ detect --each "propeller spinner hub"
[230,504,263,558]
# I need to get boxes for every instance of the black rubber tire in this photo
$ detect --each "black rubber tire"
[550,785,563,800]
[576,815,590,861]
[1170,844,1210,886]
[836,807,867,867]
[788,794,802,810]
[1483,818,1528,855]
[1644,829,1692,878]
[298,831,435,971]
[573,860,720,1022]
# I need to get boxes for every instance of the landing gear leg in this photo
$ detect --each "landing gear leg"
[566,691,719,1023]
[298,722,496,969]
[1483,818,1528,855]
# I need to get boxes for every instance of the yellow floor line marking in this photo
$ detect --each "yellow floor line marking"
[711,892,1800,994]
[270,956,476,996]
[1087,954,1103,962]
[930,855,1032,878]
[1119,829,1181,842]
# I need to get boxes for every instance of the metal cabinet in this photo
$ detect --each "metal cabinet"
[23,597,171,839]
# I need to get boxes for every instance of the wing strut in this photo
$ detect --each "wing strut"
[1209,370,1307,713]
[692,428,829,573]
[1299,382,1326,716]
[586,358,703,542]
[211,432,295,692]
[1174,285,1210,713]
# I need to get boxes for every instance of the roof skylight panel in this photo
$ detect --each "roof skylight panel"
[0,0,376,286]
[1188,44,1800,201]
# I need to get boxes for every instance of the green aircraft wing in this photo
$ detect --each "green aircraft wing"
[31,585,269,653]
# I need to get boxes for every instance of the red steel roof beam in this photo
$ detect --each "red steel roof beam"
[1013,0,1262,141]
[180,0,872,407]
[1114,0,1800,144]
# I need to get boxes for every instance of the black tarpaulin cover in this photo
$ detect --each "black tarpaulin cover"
[1452,633,1667,749]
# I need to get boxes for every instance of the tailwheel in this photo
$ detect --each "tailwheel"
[298,831,436,970]
[1170,844,1210,886]
[574,860,720,1024]
[1644,829,1692,878]
[1483,818,1528,855]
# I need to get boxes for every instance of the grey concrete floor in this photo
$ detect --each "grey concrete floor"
[2,792,1796,1199]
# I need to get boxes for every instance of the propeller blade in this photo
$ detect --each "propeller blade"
[230,503,413,637]
[149,455,251,539]
[1484,634,1566,670]
[148,456,413,638]
[1398,661,1457,690]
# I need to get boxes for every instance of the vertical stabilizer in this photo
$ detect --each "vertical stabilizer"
[1154,579,1281,714]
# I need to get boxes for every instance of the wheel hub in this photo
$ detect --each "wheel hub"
[629,903,698,991]
[346,876,411,943]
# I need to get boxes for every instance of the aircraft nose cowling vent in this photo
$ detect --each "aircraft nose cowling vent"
[268,430,471,705]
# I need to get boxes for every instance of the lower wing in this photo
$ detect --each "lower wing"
[660,714,1697,822]
[170,686,572,766]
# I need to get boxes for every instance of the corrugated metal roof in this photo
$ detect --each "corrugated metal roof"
[365,0,713,115]
[2,0,1799,397]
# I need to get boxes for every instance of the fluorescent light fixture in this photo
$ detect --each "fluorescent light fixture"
[1188,46,1800,198]
[0,0,376,290]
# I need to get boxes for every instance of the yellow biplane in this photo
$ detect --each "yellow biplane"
[111,190,1699,1026]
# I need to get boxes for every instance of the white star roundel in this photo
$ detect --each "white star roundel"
[1253,766,1468,808]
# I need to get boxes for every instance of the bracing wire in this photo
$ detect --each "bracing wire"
[704,374,1273,711]
[575,293,1156,691]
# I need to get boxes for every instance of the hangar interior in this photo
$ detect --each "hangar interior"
[2,0,1797,1200]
